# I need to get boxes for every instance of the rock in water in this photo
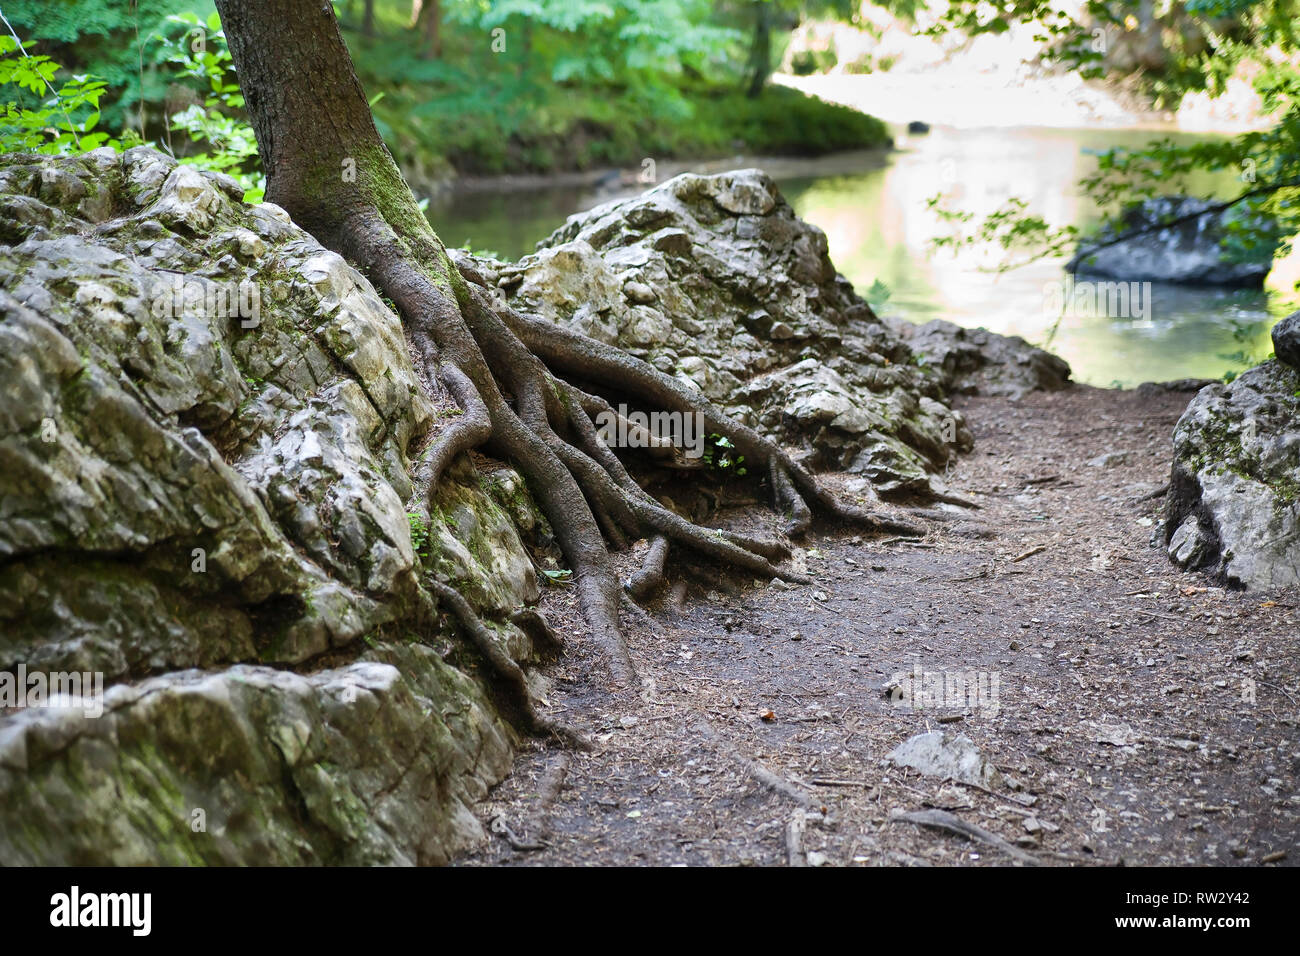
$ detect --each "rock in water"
[0,148,532,864]
[1165,361,1300,589]
[886,731,1002,789]
[1067,196,1281,287]
[1272,310,1300,370]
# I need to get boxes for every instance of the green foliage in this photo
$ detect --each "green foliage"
[0,0,212,130]
[457,238,503,259]
[701,434,747,476]
[1218,317,1276,378]
[865,277,891,311]
[0,8,260,201]
[154,11,263,201]
[790,46,836,75]
[925,1,1300,273]
[344,0,888,177]
[0,34,125,153]
[407,511,432,558]
[1,0,890,191]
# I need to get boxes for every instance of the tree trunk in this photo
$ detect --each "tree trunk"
[215,0,412,246]
[412,0,442,59]
[211,0,916,699]
[361,0,375,37]
[746,1,772,99]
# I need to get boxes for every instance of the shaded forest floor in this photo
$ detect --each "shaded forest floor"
[460,385,1300,866]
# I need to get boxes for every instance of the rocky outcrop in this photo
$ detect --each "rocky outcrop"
[1068,196,1281,287]
[0,153,1073,864]
[459,169,1068,496]
[1165,354,1300,589]
[0,148,537,863]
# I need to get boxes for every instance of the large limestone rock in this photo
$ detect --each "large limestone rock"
[0,148,538,863]
[1165,360,1300,589]
[1068,196,1281,287]
[462,170,1066,496]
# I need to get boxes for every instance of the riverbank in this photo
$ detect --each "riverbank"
[377,83,892,195]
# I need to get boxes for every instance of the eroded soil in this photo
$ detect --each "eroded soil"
[460,385,1300,867]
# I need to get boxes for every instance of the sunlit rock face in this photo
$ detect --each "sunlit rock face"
[0,148,531,864]
[1068,196,1281,287]
[1165,359,1300,589]
[461,169,1067,497]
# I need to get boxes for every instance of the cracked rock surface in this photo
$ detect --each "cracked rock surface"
[0,148,528,864]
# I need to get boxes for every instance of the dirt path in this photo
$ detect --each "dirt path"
[460,385,1299,867]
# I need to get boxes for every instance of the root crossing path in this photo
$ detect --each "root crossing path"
[462,386,1300,867]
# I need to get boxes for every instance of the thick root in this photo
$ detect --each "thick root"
[429,579,591,751]
[338,215,917,687]
[493,296,926,537]
[418,364,491,488]
[627,534,670,600]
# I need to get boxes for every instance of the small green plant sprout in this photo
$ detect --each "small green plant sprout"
[458,239,502,260]
[542,568,573,584]
[407,511,431,558]
[701,434,747,476]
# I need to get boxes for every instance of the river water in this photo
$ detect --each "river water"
[428,124,1295,387]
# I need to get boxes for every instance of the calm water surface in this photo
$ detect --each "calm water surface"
[429,125,1294,387]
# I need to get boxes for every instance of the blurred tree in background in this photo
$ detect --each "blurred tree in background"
[0,0,889,186]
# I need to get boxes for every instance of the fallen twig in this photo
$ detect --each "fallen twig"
[889,808,1040,866]
[786,809,807,867]
[1011,545,1047,563]
[489,814,547,852]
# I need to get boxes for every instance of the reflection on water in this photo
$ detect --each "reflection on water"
[429,125,1293,387]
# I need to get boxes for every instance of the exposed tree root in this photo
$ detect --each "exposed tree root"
[428,579,592,751]
[417,364,491,488]
[888,808,1040,866]
[344,213,925,715]
[627,535,670,600]
[213,0,937,752]
[508,607,565,659]
[379,242,923,688]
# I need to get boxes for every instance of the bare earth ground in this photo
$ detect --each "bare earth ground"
[459,385,1300,867]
